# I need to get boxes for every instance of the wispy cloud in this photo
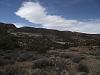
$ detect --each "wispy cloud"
[15,1,100,34]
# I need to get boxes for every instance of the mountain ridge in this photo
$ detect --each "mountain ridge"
[0,22,100,35]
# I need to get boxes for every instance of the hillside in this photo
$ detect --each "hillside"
[0,22,100,75]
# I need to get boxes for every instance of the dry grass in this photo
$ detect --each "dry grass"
[0,61,33,75]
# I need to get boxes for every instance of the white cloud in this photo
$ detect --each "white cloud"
[13,23,26,28]
[68,20,100,34]
[15,1,100,34]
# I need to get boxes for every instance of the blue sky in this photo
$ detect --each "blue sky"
[0,0,100,34]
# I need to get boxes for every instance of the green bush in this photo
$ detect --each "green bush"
[0,34,18,49]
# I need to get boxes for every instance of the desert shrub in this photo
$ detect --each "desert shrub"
[32,58,53,69]
[0,61,32,75]
[63,43,69,49]
[0,34,18,49]
[72,54,86,63]
[0,56,15,66]
[17,52,34,62]
[78,63,89,73]
[96,41,100,46]
[0,49,18,66]
[96,56,100,60]
[30,38,50,54]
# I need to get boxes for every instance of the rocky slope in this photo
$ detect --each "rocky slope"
[0,22,100,75]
